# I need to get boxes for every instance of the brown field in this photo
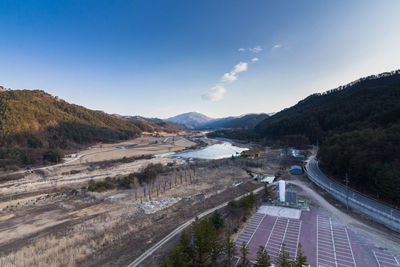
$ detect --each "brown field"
[0,135,281,267]
[63,135,196,165]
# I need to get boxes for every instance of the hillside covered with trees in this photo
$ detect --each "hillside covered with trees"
[265,71,400,204]
[210,70,400,205]
[0,89,172,169]
[202,113,269,130]
[255,70,400,144]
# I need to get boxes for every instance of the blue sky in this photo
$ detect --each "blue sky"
[1,1,399,118]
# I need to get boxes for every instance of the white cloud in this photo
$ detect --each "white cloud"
[222,72,238,82]
[233,62,248,73]
[272,44,282,49]
[238,46,262,53]
[203,59,255,101]
[249,46,262,53]
[251,57,259,62]
[201,85,226,101]
[221,62,248,82]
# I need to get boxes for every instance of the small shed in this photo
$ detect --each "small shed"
[241,149,261,158]
[290,165,303,175]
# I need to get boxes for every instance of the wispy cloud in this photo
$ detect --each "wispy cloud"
[202,55,259,101]
[272,44,282,49]
[249,46,262,53]
[238,46,263,53]
[201,85,226,101]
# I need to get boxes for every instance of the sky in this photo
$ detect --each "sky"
[0,0,399,119]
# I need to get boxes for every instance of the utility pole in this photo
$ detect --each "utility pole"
[345,173,349,211]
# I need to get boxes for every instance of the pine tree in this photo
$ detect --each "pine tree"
[224,235,236,267]
[211,210,225,230]
[275,243,291,267]
[179,230,194,262]
[210,236,223,267]
[162,245,190,267]
[192,217,216,264]
[292,243,307,267]
[254,246,271,267]
[239,242,250,267]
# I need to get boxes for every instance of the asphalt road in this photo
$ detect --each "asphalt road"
[305,156,400,221]
[127,186,264,267]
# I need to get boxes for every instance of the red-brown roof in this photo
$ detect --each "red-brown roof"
[241,149,260,154]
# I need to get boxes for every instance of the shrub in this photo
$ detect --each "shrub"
[240,192,256,209]
[118,176,132,189]
[43,149,63,163]
[136,163,163,184]
[87,180,115,192]
[211,210,225,230]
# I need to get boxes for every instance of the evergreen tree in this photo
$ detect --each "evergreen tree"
[192,217,216,264]
[210,235,223,267]
[254,246,271,267]
[162,245,191,267]
[240,192,256,209]
[179,230,194,262]
[292,243,307,267]
[223,235,236,267]
[211,210,225,230]
[275,243,291,267]
[239,242,250,267]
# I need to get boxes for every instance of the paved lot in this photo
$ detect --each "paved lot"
[234,206,400,267]
[373,250,400,267]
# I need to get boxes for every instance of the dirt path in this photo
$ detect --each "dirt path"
[289,179,400,257]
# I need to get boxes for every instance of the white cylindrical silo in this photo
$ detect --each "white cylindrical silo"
[279,180,285,202]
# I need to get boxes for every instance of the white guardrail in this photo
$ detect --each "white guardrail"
[304,157,400,233]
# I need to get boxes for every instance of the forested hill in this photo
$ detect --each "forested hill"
[255,70,400,144]
[202,113,269,130]
[255,70,400,205]
[0,89,169,169]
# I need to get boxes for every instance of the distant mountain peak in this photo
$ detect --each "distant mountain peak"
[166,112,213,127]
[166,112,269,130]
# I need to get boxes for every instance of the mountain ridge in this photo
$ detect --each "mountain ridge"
[166,112,269,129]
[166,112,212,128]
[212,69,400,205]
[0,89,176,169]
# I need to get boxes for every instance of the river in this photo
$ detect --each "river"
[158,139,248,160]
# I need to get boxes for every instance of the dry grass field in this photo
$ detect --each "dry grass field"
[0,136,281,267]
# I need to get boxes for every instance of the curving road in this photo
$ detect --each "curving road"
[127,186,264,267]
[305,156,400,226]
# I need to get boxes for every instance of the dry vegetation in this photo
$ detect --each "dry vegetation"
[0,138,281,267]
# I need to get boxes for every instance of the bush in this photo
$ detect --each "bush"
[87,180,115,192]
[211,210,225,230]
[70,189,78,195]
[136,163,164,184]
[240,192,256,209]
[43,149,63,163]
[228,200,238,208]
[118,176,132,189]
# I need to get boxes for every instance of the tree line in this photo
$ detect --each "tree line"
[210,72,400,206]
[162,190,307,267]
